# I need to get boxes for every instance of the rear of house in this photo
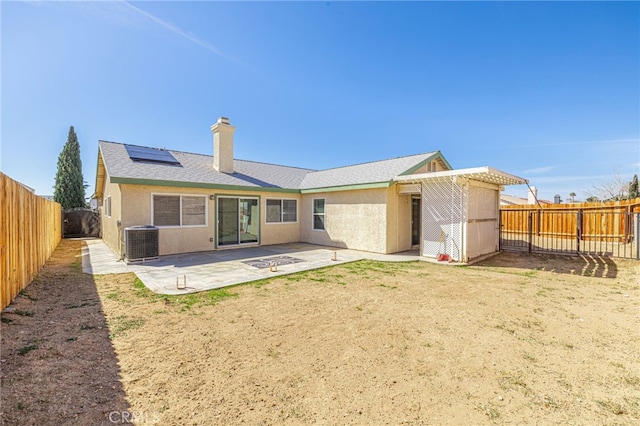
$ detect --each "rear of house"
[95,117,526,263]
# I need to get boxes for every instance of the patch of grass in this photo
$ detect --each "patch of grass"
[523,352,537,363]
[18,344,38,355]
[476,403,500,420]
[499,372,531,396]
[378,283,398,289]
[14,310,34,317]
[268,349,280,358]
[17,402,25,410]
[1,316,13,323]
[355,306,363,311]
[64,301,98,309]
[623,375,640,386]
[71,256,82,271]
[19,290,37,301]
[128,277,238,311]
[596,399,627,415]
[108,315,145,338]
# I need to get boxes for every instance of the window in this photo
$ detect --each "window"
[266,199,297,223]
[152,194,206,227]
[104,196,112,218]
[313,198,325,230]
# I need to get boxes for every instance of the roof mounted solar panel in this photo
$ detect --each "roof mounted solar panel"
[125,145,180,165]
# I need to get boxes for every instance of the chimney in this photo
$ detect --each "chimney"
[527,186,537,204]
[211,117,235,173]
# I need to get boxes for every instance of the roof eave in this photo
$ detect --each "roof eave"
[394,166,528,186]
[109,176,301,193]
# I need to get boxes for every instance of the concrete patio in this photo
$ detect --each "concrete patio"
[81,239,421,295]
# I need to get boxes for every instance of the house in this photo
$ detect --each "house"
[500,186,552,206]
[94,117,527,263]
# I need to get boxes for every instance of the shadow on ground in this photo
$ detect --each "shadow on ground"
[1,239,132,425]
[477,251,618,278]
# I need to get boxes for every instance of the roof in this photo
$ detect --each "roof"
[501,194,553,205]
[394,166,528,186]
[96,141,448,195]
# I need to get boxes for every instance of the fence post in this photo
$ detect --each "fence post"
[498,211,502,251]
[527,211,533,254]
[636,212,639,260]
[576,210,582,254]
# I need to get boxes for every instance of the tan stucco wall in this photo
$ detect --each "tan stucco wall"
[117,184,300,256]
[300,188,390,253]
[100,177,122,257]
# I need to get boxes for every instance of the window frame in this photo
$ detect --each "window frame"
[312,198,326,231]
[265,198,298,224]
[151,193,208,228]
[104,196,112,218]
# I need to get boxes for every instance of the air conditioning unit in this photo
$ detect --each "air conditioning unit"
[125,226,159,262]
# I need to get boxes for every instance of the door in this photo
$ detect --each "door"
[411,197,421,247]
[217,196,259,247]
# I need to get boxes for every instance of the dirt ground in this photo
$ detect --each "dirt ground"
[2,240,639,425]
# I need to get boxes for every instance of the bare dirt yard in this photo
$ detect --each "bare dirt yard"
[2,239,639,425]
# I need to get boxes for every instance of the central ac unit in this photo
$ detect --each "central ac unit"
[125,226,159,262]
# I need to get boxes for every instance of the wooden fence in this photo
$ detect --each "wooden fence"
[1,172,62,310]
[500,198,640,258]
[501,198,640,240]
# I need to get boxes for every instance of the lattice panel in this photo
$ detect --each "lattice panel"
[421,181,466,261]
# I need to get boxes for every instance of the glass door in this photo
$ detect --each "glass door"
[217,196,259,247]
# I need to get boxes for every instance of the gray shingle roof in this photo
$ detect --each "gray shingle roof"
[299,152,437,189]
[99,140,439,191]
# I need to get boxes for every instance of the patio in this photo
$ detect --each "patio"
[81,239,421,295]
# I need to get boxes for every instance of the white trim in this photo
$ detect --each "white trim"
[312,198,326,231]
[151,192,208,228]
[104,196,112,218]
[265,197,298,224]
[394,166,528,186]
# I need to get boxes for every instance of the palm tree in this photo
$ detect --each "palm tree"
[569,192,576,203]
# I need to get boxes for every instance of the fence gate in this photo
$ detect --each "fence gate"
[63,208,101,238]
[500,208,639,259]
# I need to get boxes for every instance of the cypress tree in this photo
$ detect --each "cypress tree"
[630,174,639,200]
[53,126,86,209]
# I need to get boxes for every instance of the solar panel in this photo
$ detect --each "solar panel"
[125,145,180,165]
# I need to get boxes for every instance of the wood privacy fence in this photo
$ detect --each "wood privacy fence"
[500,198,640,259]
[1,172,62,309]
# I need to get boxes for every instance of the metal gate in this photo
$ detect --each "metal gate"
[500,208,639,259]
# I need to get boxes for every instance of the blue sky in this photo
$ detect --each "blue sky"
[2,1,638,202]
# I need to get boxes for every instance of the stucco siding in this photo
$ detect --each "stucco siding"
[100,176,122,257]
[300,188,388,253]
[116,184,300,256]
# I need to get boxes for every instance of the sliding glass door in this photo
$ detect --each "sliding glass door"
[217,196,259,247]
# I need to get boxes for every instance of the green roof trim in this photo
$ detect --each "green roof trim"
[398,151,452,176]
[110,177,301,193]
[111,176,393,194]
[300,181,392,194]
